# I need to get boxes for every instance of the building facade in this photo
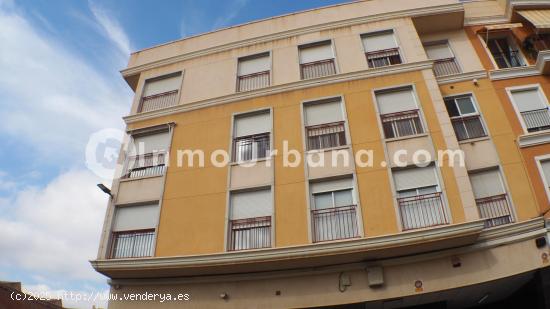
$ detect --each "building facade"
[91,0,550,308]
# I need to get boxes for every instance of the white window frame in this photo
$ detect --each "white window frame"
[535,154,550,203]
[444,94,488,141]
[505,84,550,134]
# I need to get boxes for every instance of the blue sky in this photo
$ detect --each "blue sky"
[0,0,350,307]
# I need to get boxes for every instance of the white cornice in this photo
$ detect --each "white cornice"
[489,66,541,80]
[436,70,488,85]
[518,130,550,148]
[120,4,463,78]
[123,60,434,125]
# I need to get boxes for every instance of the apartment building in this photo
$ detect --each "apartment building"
[91,0,550,308]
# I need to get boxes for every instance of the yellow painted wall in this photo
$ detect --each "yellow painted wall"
[127,71,481,257]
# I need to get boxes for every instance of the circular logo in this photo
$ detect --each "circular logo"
[85,128,124,179]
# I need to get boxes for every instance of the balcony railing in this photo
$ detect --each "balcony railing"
[306,121,346,150]
[110,229,155,259]
[476,194,513,228]
[311,205,359,243]
[381,109,424,139]
[237,70,270,92]
[433,58,461,77]
[123,152,166,179]
[451,115,487,141]
[397,192,448,231]
[521,108,550,132]
[228,216,271,251]
[138,90,179,113]
[366,48,402,68]
[300,59,336,79]
[490,50,523,69]
[233,133,270,162]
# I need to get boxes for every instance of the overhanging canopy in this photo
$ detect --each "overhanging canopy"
[518,10,550,31]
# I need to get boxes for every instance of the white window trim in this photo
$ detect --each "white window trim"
[136,71,184,113]
[535,154,550,203]
[360,28,405,66]
[505,84,550,134]
[229,107,273,164]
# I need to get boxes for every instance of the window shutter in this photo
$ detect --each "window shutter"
[299,42,333,64]
[310,177,353,194]
[113,204,159,231]
[541,160,550,186]
[238,53,270,76]
[393,166,437,191]
[143,74,182,97]
[362,30,397,53]
[424,42,453,60]
[231,189,272,220]
[129,131,170,155]
[469,169,505,199]
[304,99,344,126]
[375,87,418,114]
[234,111,271,137]
[510,89,547,112]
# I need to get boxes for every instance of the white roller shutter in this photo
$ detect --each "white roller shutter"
[310,177,353,194]
[375,87,418,114]
[231,189,272,220]
[469,169,505,199]
[129,131,170,155]
[234,111,271,137]
[238,53,270,76]
[143,74,182,97]
[299,41,333,64]
[425,42,453,60]
[510,88,547,112]
[362,30,397,53]
[541,160,550,186]
[304,99,344,126]
[113,204,159,231]
[393,166,437,191]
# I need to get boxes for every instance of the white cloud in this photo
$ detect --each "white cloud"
[0,8,130,164]
[0,169,108,282]
[89,1,131,57]
[212,0,249,30]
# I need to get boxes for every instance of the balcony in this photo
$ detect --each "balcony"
[300,59,336,79]
[381,109,424,139]
[451,115,487,141]
[397,192,448,231]
[306,121,346,151]
[475,194,513,228]
[123,152,166,179]
[521,108,550,132]
[311,205,359,243]
[232,133,270,162]
[228,216,271,251]
[366,48,402,68]
[110,229,155,259]
[138,90,179,113]
[433,58,461,77]
[237,70,270,92]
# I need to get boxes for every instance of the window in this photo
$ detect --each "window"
[228,189,272,251]
[232,111,271,162]
[237,53,270,92]
[444,95,487,141]
[310,178,359,242]
[538,159,550,199]
[469,168,513,227]
[139,73,182,113]
[298,41,336,79]
[392,166,448,230]
[125,130,170,179]
[424,41,461,76]
[304,98,347,150]
[375,87,424,139]
[362,30,402,68]
[486,35,524,69]
[110,204,159,258]
[509,87,550,132]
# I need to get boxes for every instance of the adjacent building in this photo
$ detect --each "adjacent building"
[91,0,550,308]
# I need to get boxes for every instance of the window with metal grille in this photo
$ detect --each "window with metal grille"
[233,111,271,162]
[509,87,550,133]
[298,41,336,79]
[444,95,487,141]
[362,30,402,68]
[303,98,347,150]
[237,53,270,92]
[375,87,424,139]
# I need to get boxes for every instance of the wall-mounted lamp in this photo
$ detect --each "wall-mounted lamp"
[97,184,112,197]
